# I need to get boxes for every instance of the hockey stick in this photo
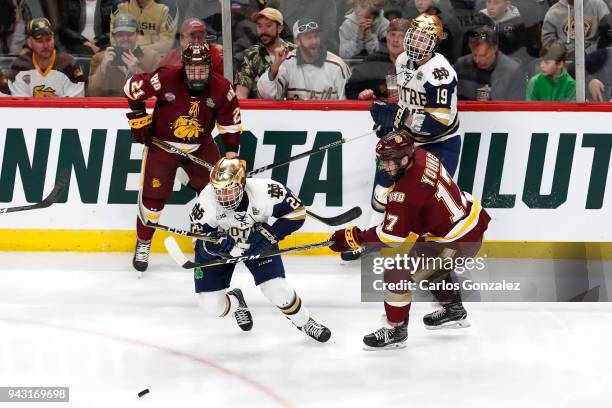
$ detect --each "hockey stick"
[306,206,362,226]
[153,129,374,177]
[0,170,70,214]
[247,129,375,176]
[151,137,214,171]
[139,205,361,241]
[164,236,333,269]
[136,196,221,243]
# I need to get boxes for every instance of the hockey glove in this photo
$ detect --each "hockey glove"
[370,102,409,138]
[329,226,363,253]
[243,223,279,256]
[203,231,236,257]
[126,109,153,146]
[195,239,219,262]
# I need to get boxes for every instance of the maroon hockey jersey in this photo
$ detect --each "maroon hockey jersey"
[124,66,242,148]
[361,149,490,245]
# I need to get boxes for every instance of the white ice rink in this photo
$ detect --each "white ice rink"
[1,252,612,407]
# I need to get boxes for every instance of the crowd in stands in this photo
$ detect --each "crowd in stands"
[0,0,611,101]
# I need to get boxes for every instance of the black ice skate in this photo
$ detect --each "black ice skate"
[340,247,365,262]
[363,317,408,350]
[297,317,331,343]
[227,288,253,331]
[423,302,470,330]
[133,239,151,273]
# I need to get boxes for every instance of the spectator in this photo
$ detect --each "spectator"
[88,13,160,96]
[111,0,179,55]
[267,0,339,53]
[527,41,575,100]
[158,17,223,75]
[447,0,491,58]
[345,17,409,100]
[257,18,350,99]
[0,0,31,54]
[236,8,296,98]
[93,0,117,50]
[541,0,610,59]
[582,46,612,100]
[1,67,11,94]
[339,0,389,59]
[406,0,460,62]
[7,18,85,96]
[229,0,261,68]
[454,26,526,100]
[382,0,410,19]
[479,0,527,56]
[54,0,100,55]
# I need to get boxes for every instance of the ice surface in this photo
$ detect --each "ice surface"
[1,253,611,407]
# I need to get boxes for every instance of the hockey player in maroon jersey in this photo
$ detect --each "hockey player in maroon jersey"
[124,42,243,273]
[329,130,491,350]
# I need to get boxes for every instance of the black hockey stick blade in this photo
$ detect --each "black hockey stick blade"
[306,206,362,226]
[164,236,333,270]
[0,169,70,214]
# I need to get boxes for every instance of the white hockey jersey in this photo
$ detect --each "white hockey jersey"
[8,49,85,97]
[190,178,306,255]
[257,49,351,100]
[395,52,459,143]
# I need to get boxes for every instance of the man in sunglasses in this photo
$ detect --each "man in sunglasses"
[257,18,350,100]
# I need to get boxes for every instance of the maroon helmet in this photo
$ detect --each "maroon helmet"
[376,130,416,179]
[182,42,211,91]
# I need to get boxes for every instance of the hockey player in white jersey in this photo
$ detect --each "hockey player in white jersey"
[343,14,462,261]
[189,158,331,343]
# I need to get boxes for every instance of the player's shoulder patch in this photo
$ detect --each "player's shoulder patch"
[247,178,286,202]
[424,54,456,85]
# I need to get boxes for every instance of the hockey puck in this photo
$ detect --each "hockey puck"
[138,389,150,398]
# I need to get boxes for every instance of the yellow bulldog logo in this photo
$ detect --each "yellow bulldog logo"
[171,115,203,140]
[152,178,161,188]
[33,85,56,97]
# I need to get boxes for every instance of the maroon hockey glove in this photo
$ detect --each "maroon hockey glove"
[126,109,153,146]
[329,226,363,253]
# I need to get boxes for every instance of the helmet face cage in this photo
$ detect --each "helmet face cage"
[376,130,415,179]
[182,42,211,91]
[404,27,437,62]
[214,184,245,211]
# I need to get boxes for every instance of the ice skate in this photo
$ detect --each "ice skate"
[423,301,470,330]
[227,288,253,331]
[133,239,151,274]
[297,317,331,343]
[363,316,408,350]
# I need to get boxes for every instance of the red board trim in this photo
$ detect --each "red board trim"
[0,97,612,112]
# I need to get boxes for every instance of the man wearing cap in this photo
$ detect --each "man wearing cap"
[7,17,84,97]
[454,26,526,100]
[111,0,178,54]
[88,13,160,96]
[158,17,223,75]
[257,18,350,100]
[236,7,295,99]
[346,17,410,101]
